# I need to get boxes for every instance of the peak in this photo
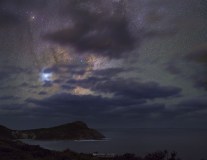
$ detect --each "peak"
[11,121,105,140]
[61,121,88,129]
[0,125,13,139]
[0,125,10,131]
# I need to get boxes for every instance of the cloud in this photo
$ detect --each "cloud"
[26,93,145,109]
[0,103,23,111]
[0,96,19,100]
[61,84,75,90]
[0,10,21,28]
[194,77,207,89]
[73,78,182,100]
[0,0,48,10]
[43,0,176,59]
[26,93,146,117]
[169,98,207,119]
[67,76,109,89]
[25,92,181,126]
[44,2,135,58]
[186,49,207,65]
[165,62,182,75]
[185,47,207,90]
[107,103,166,118]
[93,67,129,77]
[38,91,47,95]
[43,64,89,75]
[24,74,182,120]
[177,98,207,112]
[65,67,127,86]
[0,66,30,81]
[42,81,53,88]
[0,0,48,29]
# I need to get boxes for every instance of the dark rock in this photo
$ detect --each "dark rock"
[1,121,105,140]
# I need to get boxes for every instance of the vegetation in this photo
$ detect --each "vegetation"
[0,138,183,160]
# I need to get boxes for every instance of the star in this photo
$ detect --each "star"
[40,72,53,82]
[30,15,36,21]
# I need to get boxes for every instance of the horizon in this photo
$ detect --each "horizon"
[2,121,207,131]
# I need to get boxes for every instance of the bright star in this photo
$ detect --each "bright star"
[30,15,36,21]
[40,72,53,82]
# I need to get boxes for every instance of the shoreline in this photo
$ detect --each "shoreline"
[0,138,183,160]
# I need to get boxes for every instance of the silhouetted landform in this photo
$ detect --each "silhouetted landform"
[0,138,182,160]
[0,121,105,140]
[0,125,13,139]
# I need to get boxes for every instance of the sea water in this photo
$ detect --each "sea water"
[21,128,207,160]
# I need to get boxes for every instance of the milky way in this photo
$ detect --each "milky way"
[0,0,207,129]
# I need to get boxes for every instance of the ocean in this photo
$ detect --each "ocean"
[21,128,207,160]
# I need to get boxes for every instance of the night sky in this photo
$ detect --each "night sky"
[0,0,207,129]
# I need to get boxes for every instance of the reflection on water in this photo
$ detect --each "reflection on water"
[21,128,207,160]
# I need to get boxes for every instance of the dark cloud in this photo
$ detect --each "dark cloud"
[200,0,207,17]
[73,78,182,100]
[42,81,53,88]
[43,0,178,59]
[42,67,57,73]
[93,68,130,77]
[0,66,29,81]
[108,103,165,116]
[0,10,21,28]
[20,82,29,87]
[61,84,75,90]
[0,70,10,81]
[194,77,207,89]
[65,67,127,87]
[53,79,64,84]
[0,103,23,111]
[38,91,47,95]
[43,1,135,58]
[67,76,109,88]
[185,48,207,90]
[25,93,184,126]
[186,49,207,65]
[0,0,48,10]
[96,80,182,99]
[26,93,144,109]
[44,64,89,75]
[0,95,19,100]
[165,62,182,75]
[0,0,48,30]
[189,69,207,90]
[176,98,207,112]
[26,93,146,117]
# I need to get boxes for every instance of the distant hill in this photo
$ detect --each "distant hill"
[0,121,105,140]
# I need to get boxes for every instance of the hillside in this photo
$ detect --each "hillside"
[11,121,105,140]
[0,139,181,160]
[0,125,13,140]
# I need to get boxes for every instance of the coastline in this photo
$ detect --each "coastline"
[0,138,182,160]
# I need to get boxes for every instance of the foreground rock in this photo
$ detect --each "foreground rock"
[0,139,182,160]
[0,125,13,139]
[0,138,96,160]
